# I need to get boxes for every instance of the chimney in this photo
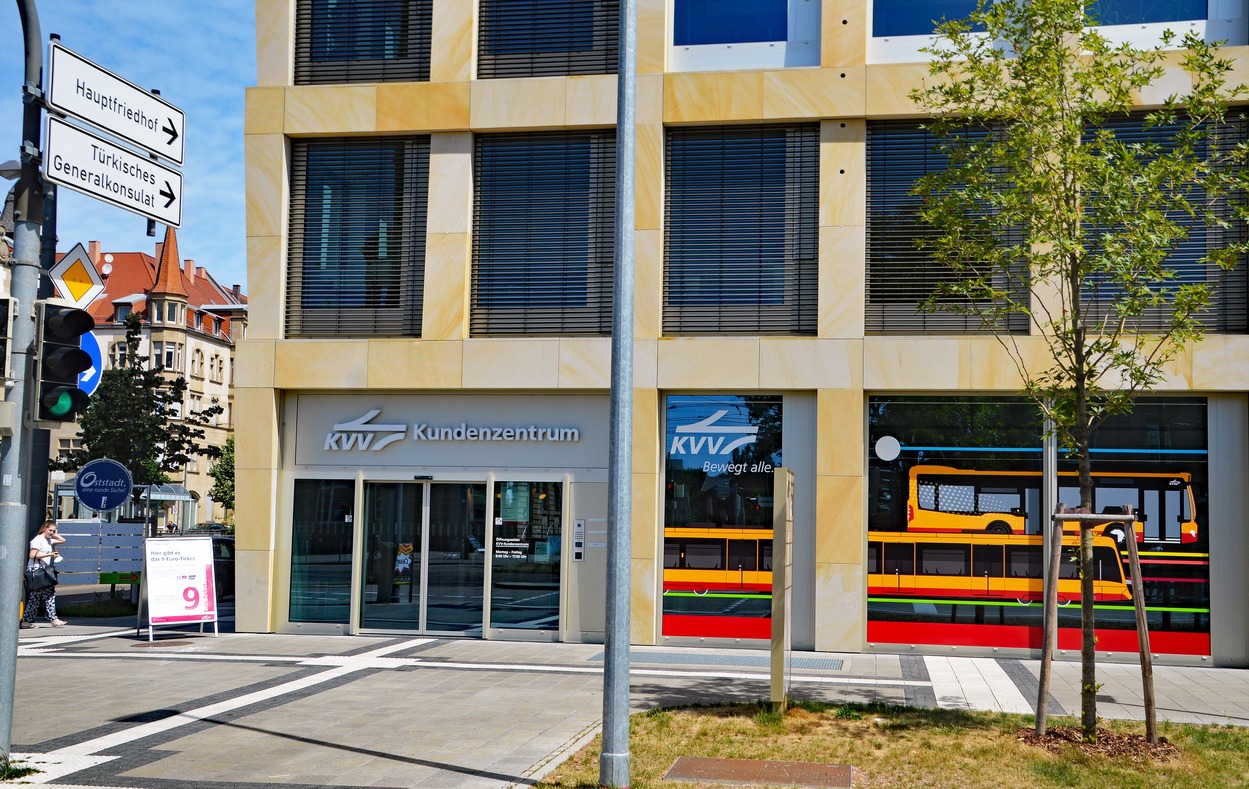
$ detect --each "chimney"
[232,284,242,300]
[154,242,163,262]
[88,241,100,264]
[184,258,195,282]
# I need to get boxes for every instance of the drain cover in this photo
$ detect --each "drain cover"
[664,756,851,787]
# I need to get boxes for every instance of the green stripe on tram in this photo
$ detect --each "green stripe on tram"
[664,591,771,600]
[868,597,1209,614]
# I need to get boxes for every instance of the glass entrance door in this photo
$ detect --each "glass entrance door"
[360,482,487,634]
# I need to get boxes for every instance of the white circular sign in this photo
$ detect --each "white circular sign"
[874,435,901,461]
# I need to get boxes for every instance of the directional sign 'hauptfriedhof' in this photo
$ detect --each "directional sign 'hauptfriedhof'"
[47,42,185,165]
[44,117,183,227]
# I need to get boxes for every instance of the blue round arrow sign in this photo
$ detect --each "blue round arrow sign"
[74,458,133,512]
[78,330,103,397]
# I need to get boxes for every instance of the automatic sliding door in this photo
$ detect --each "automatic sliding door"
[361,482,422,630]
[425,483,487,634]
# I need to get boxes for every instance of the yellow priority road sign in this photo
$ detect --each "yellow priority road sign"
[50,242,106,308]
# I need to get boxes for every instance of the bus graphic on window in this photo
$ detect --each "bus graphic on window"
[906,465,1200,544]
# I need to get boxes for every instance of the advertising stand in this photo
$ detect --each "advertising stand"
[136,537,218,641]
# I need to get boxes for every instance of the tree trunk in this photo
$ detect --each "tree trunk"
[1074,409,1098,741]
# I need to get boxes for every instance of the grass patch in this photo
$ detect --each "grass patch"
[1,761,38,781]
[56,594,137,618]
[536,702,1249,788]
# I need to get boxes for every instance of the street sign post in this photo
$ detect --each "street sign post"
[73,458,133,513]
[47,42,185,165]
[44,117,183,227]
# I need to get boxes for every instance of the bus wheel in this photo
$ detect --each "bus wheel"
[1103,525,1128,545]
[987,522,1011,535]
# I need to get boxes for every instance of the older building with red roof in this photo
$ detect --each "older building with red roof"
[50,227,246,526]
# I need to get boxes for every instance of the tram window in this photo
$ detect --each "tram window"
[1058,486,1080,509]
[1146,489,1162,540]
[937,484,975,514]
[883,543,914,574]
[728,539,758,571]
[972,544,1003,577]
[760,540,772,571]
[664,541,681,569]
[1092,546,1123,581]
[1006,546,1042,578]
[683,539,724,569]
[867,541,882,574]
[1058,546,1081,579]
[918,545,969,576]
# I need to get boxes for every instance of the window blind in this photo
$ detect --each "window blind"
[295,0,432,85]
[287,138,429,337]
[664,124,819,335]
[471,130,616,335]
[478,0,618,78]
[866,120,1029,334]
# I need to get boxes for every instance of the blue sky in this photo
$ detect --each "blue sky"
[1,0,254,292]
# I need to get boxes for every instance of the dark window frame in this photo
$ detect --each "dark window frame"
[294,0,432,85]
[664,123,819,335]
[477,0,619,79]
[471,129,616,336]
[287,137,430,338]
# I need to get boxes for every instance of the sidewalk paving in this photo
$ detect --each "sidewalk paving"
[8,610,1248,787]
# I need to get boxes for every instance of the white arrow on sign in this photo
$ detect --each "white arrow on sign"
[47,42,185,165]
[44,117,183,227]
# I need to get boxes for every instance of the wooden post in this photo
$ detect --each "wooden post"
[1036,505,1068,736]
[1122,505,1157,743]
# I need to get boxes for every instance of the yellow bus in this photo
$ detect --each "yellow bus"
[906,464,1201,544]
[868,531,1132,603]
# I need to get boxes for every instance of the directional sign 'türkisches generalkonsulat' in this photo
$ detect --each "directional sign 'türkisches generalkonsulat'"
[44,117,183,227]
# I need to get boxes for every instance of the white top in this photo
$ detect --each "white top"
[28,534,53,571]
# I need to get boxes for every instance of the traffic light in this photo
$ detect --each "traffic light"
[0,297,13,381]
[33,299,95,423]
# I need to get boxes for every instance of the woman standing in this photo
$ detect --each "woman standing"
[21,520,66,628]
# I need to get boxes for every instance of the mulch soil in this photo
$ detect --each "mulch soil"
[1017,725,1181,761]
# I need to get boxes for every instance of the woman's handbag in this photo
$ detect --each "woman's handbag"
[24,563,58,591]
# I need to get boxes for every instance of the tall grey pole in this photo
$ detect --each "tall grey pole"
[1,0,44,768]
[600,0,636,785]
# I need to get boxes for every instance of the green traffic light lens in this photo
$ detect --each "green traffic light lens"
[47,390,74,418]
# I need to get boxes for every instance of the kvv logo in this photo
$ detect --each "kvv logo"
[325,410,407,451]
[669,410,758,456]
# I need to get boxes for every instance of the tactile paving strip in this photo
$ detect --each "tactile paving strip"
[664,755,852,787]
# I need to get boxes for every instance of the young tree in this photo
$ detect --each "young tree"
[910,0,1249,740]
[209,436,235,513]
[52,313,224,487]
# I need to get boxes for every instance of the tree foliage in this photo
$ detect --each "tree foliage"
[209,436,235,512]
[910,0,1249,739]
[51,313,224,486]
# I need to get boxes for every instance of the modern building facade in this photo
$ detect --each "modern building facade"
[51,228,247,526]
[241,0,1249,666]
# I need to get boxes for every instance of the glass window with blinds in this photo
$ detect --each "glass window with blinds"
[478,0,619,78]
[471,130,616,336]
[866,120,1029,334]
[287,138,429,338]
[664,124,819,335]
[295,0,431,85]
[1082,113,1247,333]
